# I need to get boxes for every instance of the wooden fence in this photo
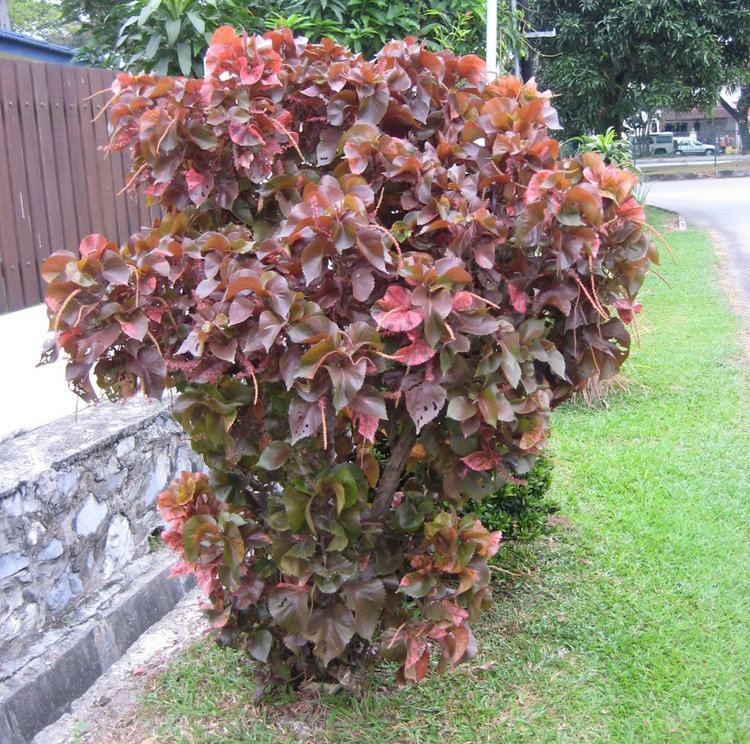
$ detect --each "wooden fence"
[0,57,154,314]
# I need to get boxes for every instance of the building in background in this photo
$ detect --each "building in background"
[0,29,75,65]
[659,105,739,147]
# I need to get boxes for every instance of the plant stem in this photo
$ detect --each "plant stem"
[368,418,417,520]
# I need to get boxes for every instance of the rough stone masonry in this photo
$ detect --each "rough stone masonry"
[0,397,204,673]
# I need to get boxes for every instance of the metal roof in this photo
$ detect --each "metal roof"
[0,29,76,64]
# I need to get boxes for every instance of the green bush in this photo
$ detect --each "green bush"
[471,457,555,542]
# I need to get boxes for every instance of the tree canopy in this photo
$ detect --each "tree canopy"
[7,0,79,46]
[530,0,750,135]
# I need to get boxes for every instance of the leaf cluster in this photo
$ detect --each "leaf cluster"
[42,28,655,690]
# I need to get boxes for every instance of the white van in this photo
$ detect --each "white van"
[628,132,674,156]
[645,133,674,156]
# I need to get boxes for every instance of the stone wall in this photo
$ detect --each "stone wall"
[0,398,203,670]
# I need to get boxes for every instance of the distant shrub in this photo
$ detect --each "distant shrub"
[472,457,554,542]
[41,28,656,692]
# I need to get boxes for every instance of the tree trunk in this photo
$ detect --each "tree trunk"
[0,0,10,31]
[720,85,750,153]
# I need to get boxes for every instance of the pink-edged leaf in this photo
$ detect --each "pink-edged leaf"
[391,338,435,366]
[118,311,148,341]
[508,284,527,313]
[352,412,378,442]
[375,308,422,333]
[79,234,109,258]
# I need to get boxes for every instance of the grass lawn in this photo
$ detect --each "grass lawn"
[641,154,750,178]
[111,210,750,743]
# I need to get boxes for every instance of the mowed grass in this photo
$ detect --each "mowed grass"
[113,211,750,743]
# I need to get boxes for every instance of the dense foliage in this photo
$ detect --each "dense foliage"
[64,0,524,75]
[68,0,266,75]
[42,28,655,690]
[530,0,750,135]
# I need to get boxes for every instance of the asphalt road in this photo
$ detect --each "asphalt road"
[646,177,750,300]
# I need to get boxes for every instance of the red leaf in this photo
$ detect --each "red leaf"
[118,312,148,341]
[461,451,498,472]
[614,298,642,324]
[392,338,436,366]
[79,234,109,259]
[508,284,527,314]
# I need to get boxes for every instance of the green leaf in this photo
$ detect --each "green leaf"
[331,463,362,507]
[280,539,315,575]
[153,56,170,75]
[165,18,181,44]
[186,10,205,34]
[138,0,161,27]
[144,32,162,61]
[182,514,219,562]
[257,441,291,470]
[187,124,218,150]
[222,522,245,573]
[325,520,348,552]
[283,489,309,533]
[332,480,346,514]
[398,571,436,598]
[395,501,422,532]
[177,42,192,77]
[217,511,246,530]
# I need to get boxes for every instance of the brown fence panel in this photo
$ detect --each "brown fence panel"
[0,57,151,314]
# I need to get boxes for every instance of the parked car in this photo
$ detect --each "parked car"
[674,137,716,156]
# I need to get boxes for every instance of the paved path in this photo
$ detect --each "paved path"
[646,177,750,301]
[0,304,89,441]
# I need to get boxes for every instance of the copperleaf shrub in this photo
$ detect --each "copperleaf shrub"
[41,27,657,690]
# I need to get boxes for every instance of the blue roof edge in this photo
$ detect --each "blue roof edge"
[0,28,76,57]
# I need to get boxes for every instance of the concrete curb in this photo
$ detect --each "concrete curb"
[645,169,750,182]
[0,556,195,744]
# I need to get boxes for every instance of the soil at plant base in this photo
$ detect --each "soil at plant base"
[33,589,208,744]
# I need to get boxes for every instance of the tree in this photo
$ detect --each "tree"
[528,0,750,136]
[720,85,750,153]
[42,28,655,690]
[6,0,79,45]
